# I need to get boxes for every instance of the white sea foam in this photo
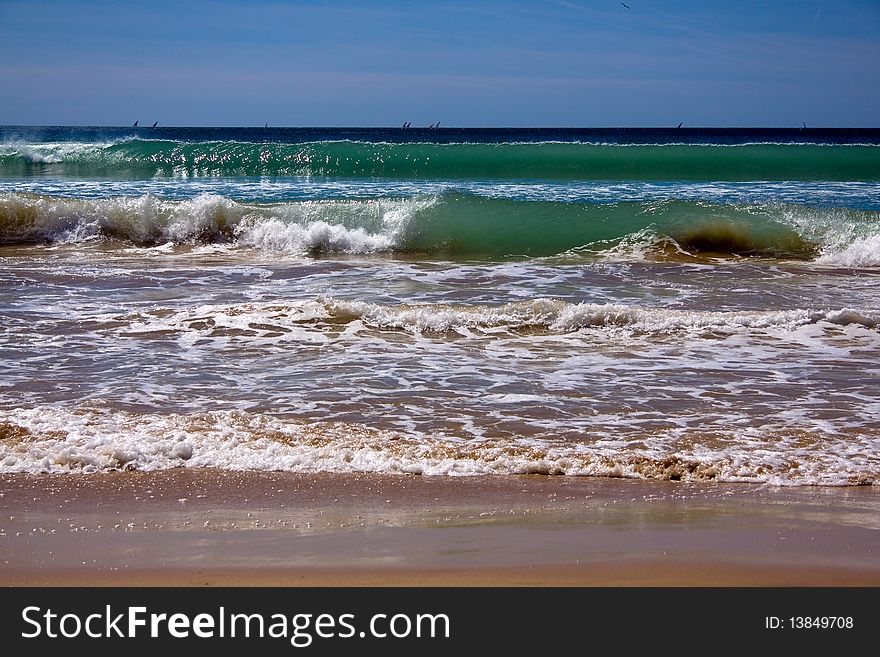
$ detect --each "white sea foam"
[324,299,879,334]
[0,192,435,253]
[775,204,880,267]
[0,406,875,485]
[0,141,113,164]
[236,219,394,253]
[817,233,880,267]
[106,297,879,340]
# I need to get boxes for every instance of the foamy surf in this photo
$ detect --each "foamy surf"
[0,192,431,254]
[106,298,879,338]
[0,406,875,486]
[3,126,879,490]
[0,141,116,166]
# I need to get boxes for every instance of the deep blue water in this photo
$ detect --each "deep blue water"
[3,125,880,145]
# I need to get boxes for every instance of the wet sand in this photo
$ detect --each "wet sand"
[1,469,879,586]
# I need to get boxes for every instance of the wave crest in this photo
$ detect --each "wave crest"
[2,139,879,181]
[3,192,879,264]
[109,297,879,339]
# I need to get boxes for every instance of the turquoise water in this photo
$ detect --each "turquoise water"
[3,138,880,180]
[1,127,878,485]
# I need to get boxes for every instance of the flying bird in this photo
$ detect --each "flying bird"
[620,2,630,8]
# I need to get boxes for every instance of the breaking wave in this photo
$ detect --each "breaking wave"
[3,191,879,263]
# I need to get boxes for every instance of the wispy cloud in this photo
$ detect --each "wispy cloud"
[812,2,823,33]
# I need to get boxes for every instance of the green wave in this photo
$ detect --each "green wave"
[4,191,872,261]
[2,140,879,181]
[401,196,821,258]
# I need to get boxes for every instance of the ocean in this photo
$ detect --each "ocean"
[1,126,879,486]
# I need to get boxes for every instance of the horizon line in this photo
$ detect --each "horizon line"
[3,124,880,130]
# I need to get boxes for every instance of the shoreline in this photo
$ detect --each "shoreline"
[2,469,879,587]
[7,562,880,588]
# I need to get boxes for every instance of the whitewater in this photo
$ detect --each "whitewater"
[1,126,878,486]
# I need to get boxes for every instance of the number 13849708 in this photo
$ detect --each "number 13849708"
[765,616,854,630]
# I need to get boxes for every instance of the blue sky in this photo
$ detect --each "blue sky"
[1,0,878,126]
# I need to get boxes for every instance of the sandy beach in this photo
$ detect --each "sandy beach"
[2,469,878,586]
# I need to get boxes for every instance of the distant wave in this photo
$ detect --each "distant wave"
[2,139,879,181]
